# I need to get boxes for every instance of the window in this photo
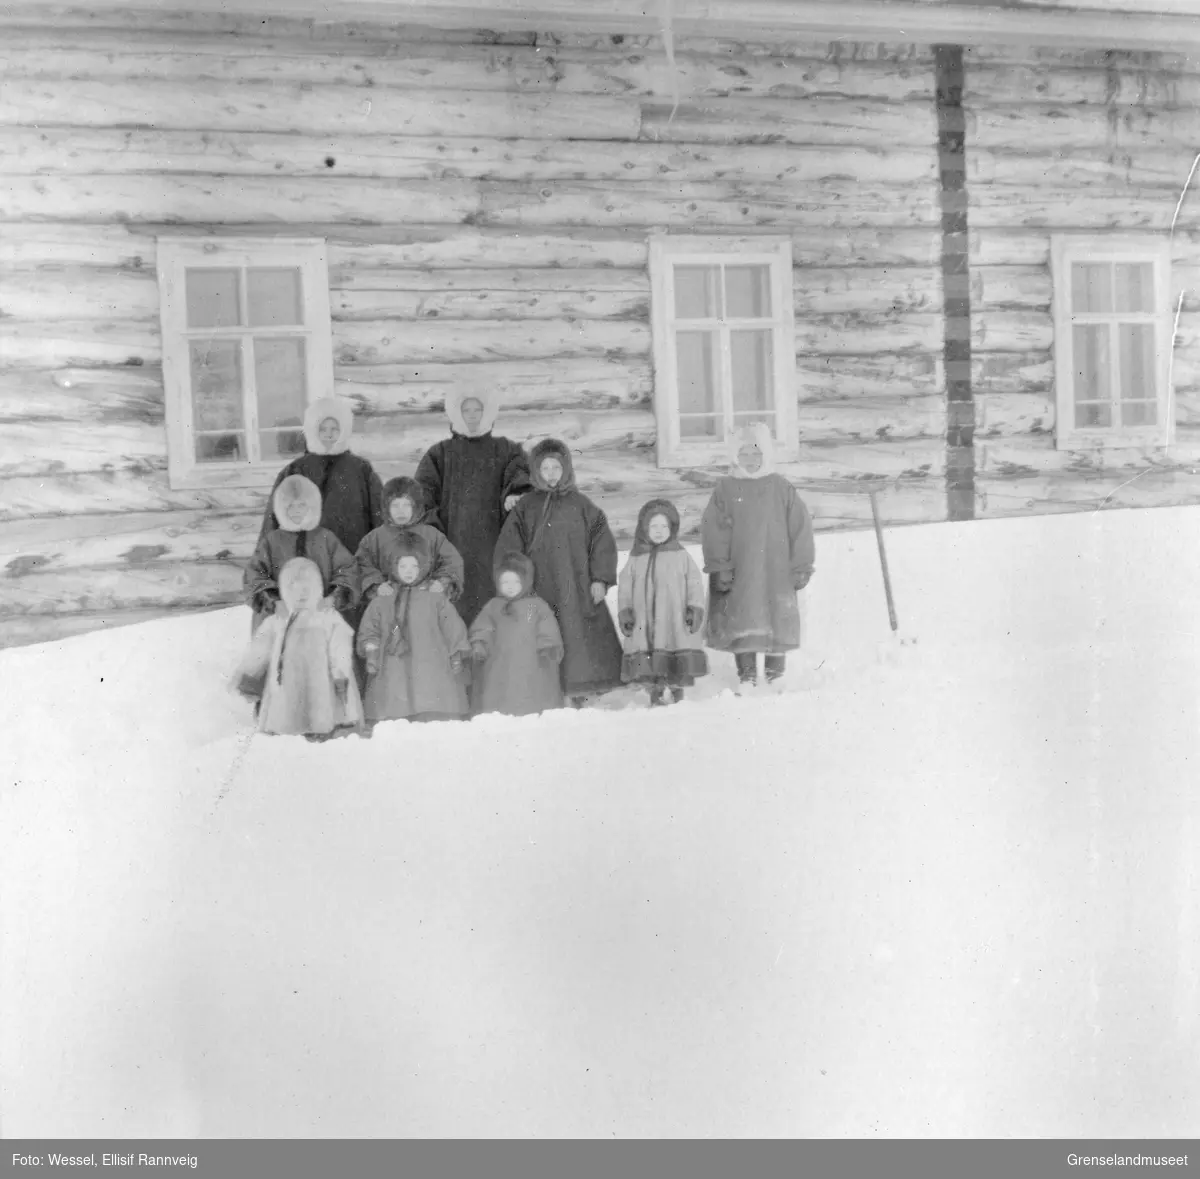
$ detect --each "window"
[649,235,797,467]
[1051,235,1172,449]
[157,238,334,488]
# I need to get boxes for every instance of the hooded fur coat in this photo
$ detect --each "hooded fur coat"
[245,474,358,633]
[354,477,466,605]
[414,390,532,626]
[258,398,384,558]
[356,533,472,722]
[493,439,623,696]
[701,424,815,655]
[618,500,708,686]
[468,552,564,717]
[233,560,364,736]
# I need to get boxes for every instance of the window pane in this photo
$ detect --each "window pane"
[1071,263,1112,314]
[730,329,774,413]
[254,337,307,430]
[1122,402,1157,427]
[676,330,718,417]
[260,429,306,459]
[248,267,303,327]
[674,266,721,319]
[1075,403,1112,428]
[725,265,772,318]
[195,432,245,463]
[1118,323,1156,403]
[189,339,244,431]
[1115,263,1154,313]
[1072,324,1110,406]
[186,268,241,329]
[679,414,720,438]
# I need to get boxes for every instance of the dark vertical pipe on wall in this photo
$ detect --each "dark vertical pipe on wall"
[935,44,976,521]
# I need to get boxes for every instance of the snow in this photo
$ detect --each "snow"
[2,506,1198,1138]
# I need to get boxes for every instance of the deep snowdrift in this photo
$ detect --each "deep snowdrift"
[2,507,1198,1138]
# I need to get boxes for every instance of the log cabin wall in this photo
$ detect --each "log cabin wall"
[964,44,1200,518]
[0,7,945,647]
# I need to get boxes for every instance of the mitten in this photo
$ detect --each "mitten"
[235,672,265,700]
[590,581,607,605]
[363,642,380,677]
[712,570,734,594]
[450,653,463,673]
[429,579,445,594]
[537,646,559,663]
[503,494,521,512]
[331,586,352,612]
[471,641,489,663]
[685,605,704,634]
[793,569,813,591]
[375,583,395,599]
[333,678,348,703]
[618,608,636,637]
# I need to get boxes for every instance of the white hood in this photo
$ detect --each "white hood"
[273,474,322,533]
[446,388,499,438]
[303,397,353,456]
[278,556,324,613]
[728,421,776,480]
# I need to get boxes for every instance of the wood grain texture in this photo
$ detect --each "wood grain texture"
[0,366,165,423]
[0,421,168,478]
[0,320,160,367]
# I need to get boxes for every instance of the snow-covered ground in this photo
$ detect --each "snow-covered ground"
[2,506,1198,1138]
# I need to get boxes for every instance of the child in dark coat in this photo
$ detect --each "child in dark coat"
[356,534,472,725]
[245,474,358,633]
[468,551,564,717]
[617,499,708,706]
[493,438,624,706]
[355,477,465,610]
[701,423,815,689]
[233,557,364,738]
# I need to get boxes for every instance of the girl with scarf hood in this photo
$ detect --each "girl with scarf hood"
[468,551,564,717]
[245,474,358,633]
[617,499,708,706]
[233,557,364,738]
[354,476,465,607]
[493,438,623,703]
[258,397,384,558]
[414,389,532,627]
[701,422,815,688]
[356,533,472,724]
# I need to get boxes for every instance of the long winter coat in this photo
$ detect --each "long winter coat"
[415,390,532,626]
[701,424,815,655]
[355,478,465,605]
[245,475,357,633]
[618,500,708,685]
[258,398,384,559]
[468,553,564,717]
[493,439,623,696]
[234,608,364,736]
[357,555,472,722]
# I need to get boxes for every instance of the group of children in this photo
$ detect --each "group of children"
[233,404,816,741]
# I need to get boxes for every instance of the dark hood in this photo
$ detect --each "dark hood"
[382,476,433,528]
[387,528,435,588]
[494,550,536,600]
[630,498,683,557]
[528,438,577,493]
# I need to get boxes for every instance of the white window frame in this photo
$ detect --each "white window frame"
[157,237,334,489]
[1051,234,1173,450]
[649,234,797,468]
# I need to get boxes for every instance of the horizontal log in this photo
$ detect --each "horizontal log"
[977,430,1200,476]
[0,421,167,478]
[965,64,1200,109]
[0,269,159,321]
[968,148,1200,191]
[0,321,160,368]
[796,352,944,398]
[0,605,227,651]
[334,358,654,413]
[640,97,937,148]
[2,127,938,187]
[969,105,1200,154]
[795,313,943,355]
[969,189,1181,232]
[332,286,648,322]
[0,366,165,424]
[0,560,245,616]
[0,175,479,225]
[972,351,1054,395]
[796,394,946,441]
[333,267,648,293]
[0,469,269,522]
[0,36,935,102]
[962,46,1200,73]
[968,227,1200,268]
[791,266,940,314]
[972,311,1053,353]
[534,35,932,64]
[972,262,1200,314]
[0,509,261,577]
[977,472,1200,520]
[0,77,642,141]
[975,391,1056,436]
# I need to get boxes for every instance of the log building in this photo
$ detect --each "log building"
[3,0,1199,646]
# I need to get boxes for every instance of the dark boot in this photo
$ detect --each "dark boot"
[764,655,786,684]
[569,695,587,709]
[734,652,758,686]
[669,686,685,704]
[648,685,667,707]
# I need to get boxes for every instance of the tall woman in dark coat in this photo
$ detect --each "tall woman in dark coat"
[414,390,531,626]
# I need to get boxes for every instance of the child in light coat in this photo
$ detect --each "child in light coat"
[356,534,472,724]
[617,499,708,706]
[233,557,364,738]
[245,474,358,633]
[468,551,564,717]
[701,422,815,689]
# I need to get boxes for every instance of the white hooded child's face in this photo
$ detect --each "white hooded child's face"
[317,417,341,449]
[646,514,671,545]
[737,443,764,474]
[539,456,564,487]
[281,568,322,612]
[395,556,421,585]
[285,499,310,527]
[389,497,415,526]
[460,397,485,435]
[498,571,523,599]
